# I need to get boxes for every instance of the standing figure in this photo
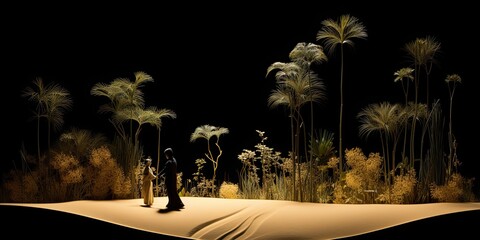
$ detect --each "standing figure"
[142,156,156,207]
[162,148,184,210]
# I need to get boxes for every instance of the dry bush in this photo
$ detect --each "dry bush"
[219,181,239,199]
[86,146,131,199]
[388,168,417,204]
[3,169,39,202]
[430,173,476,202]
[334,148,382,204]
[51,153,83,184]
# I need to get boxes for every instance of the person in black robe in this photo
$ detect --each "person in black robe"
[161,147,184,210]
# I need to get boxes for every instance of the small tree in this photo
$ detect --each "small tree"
[190,124,229,195]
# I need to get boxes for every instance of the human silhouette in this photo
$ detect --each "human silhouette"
[142,156,156,207]
[161,148,184,210]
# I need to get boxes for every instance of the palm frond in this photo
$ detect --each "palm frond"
[404,36,441,66]
[190,124,229,142]
[316,14,367,56]
[289,42,328,66]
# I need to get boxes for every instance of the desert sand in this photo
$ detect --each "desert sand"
[2,197,479,239]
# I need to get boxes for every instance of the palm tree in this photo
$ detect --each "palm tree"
[190,124,229,192]
[289,42,327,201]
[109,71,154,143]
[22,77,73,162]
[266,62,326,201]
[316,14,367,174]
[91,71,154,198]
[445,74,461,177]
[90,71,153,142]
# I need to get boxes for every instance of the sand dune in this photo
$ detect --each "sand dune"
[2,197,480,239]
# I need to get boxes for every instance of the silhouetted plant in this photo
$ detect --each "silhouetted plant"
[317,14,367,175]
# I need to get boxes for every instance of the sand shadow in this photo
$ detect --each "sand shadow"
[159,207,183,213]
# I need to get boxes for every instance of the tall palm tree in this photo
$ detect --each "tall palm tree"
[288,42,327,202]
[266,62,326,201]
[91,71,154,198]
[190,124,229,191]
[316,14,367,174]
[22,77,73,162]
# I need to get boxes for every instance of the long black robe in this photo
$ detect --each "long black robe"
[164,157,184,209]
